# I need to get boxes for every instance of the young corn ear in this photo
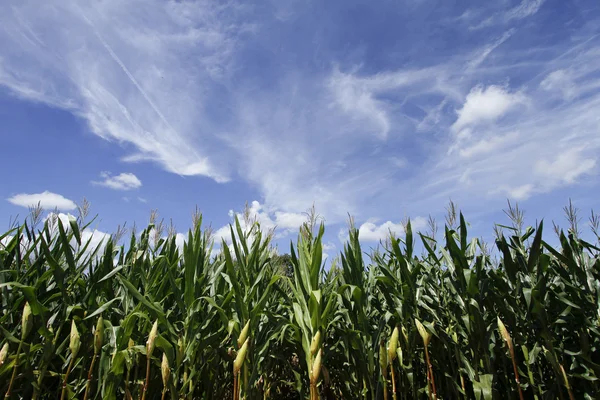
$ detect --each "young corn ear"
[61,320,81,400]
[161,353,170,386]
[379,339,388,376]
[310,330,321,357]
[147,320,159,355]
[388,326,399,362]
[176,336,185,366]
[311,348,322,384]
[161,353,171,400]
[498,317,523,400]
[416,319,436,400]
[5,302,35,398]
[22,301,33,340]
[415,319,431,347]
[0,343,8,366]
[380,339,389,400]
[94,316,104,354]
[84,317,103,400]
[234,337,249,374]
[497,317,513,355]
[237,321,250,348]
[142,320,159,400]
[69,320,81,357]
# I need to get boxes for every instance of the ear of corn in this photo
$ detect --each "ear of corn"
[94,316,104,354]
[310,330,321,356]
[161,353,170,386]
[234,338,249,374]
[415,319,431,347]
[146,320,159,356]
[0,343,8,366]
[237,320,250,349]
[311,348,322,384]
[21,302,33,340]
[388,326,399,362]
[69,320,81,357]
[0,205,599,399]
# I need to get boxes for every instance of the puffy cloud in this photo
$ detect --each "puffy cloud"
[93,172,142,190]
[213,201,308,244]
[452,85,526,132]
[7,191,77,210]
[358,221,403,242]
[2,212,110,258]
[358,217,427,242]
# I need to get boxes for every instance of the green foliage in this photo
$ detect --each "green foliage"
[0,208,599,399]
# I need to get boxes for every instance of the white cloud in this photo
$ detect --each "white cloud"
[508,184,534,200]
[459,132,519,158]
[81,229,112,255]
[452,85,526,132]
[461,0,545,29]
[174,232,186,251]
[359,221,404,242]
[327,67,438,139]
[213,201,307,244]
[505,0,546,21]
[467,29,515,69]
[535,148,596,186]
[540,70,576,100]
[93,172,142,190]
[92,172,142,191]
[358,217,427,242]
[323,241,336,251]
[7,212,111,257]
[7,191,77,210]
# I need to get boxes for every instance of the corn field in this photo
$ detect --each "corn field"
[1,206,599,399]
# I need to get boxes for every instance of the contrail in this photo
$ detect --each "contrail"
[77,7,175,134]
[74,5,223,179]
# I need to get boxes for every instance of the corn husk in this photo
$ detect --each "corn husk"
[234,338,249,374]
[69,320,81,357]
[0,343,8,366]
[415,319,431,347]
[147,320,159,356]
[388,326,399,362]
[176,336,185,366]
[379,339,388,376]
[497,317,513,355]
[310,330,321,356]
[94,316,104,354]
[311,348,322,384]
[161,353,170,386]
[22,302,33,340]
[238,320,250,348]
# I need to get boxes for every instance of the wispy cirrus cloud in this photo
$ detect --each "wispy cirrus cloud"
[0,0,241,182]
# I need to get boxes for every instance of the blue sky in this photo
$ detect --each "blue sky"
[1,0,599,255]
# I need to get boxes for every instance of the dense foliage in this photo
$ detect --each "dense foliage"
[0,207,599,399]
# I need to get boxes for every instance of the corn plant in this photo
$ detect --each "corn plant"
[0,203,599,399]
